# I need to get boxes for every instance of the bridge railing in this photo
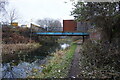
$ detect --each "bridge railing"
[33,27,89,33]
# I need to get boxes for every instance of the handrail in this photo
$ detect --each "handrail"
[35,32,89,36]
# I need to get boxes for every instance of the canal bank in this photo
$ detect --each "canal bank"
[2,43,41,63]
[29,43,77,78]
[2,39,72,78]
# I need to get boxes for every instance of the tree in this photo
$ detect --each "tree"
[1,7,19,25]
[71,2,120,42]
[0,0,8,24]
[37,18,62,31]
[0,0,8,12]
[6,8,19,24]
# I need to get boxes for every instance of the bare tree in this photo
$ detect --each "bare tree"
[0,0,8,24]
[37,18,50,28]
[37,18,62,31]
[6,8,19,24]
[0,0,8,12]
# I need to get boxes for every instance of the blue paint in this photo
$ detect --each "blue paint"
[35,32,89,36]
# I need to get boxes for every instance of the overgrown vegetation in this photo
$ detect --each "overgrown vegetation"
[72,2,120,43]
[29,43,77,78]
[71,2,120,79]
[2,25,60,63]
[2,25,59,44]
[2,26,34,44]
[2,43,41,62]
[78,40,120,79]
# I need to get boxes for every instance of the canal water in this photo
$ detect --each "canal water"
[1,43,70,78]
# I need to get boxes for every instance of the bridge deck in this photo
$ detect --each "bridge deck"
[35,32,89,36]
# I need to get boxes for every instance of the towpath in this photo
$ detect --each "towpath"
[68,43,82,78]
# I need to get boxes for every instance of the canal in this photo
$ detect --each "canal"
[1,38,71,78]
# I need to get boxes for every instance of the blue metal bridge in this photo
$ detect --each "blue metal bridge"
[35,32,89,43]
[36,32,89,36]
[31,25,89,42]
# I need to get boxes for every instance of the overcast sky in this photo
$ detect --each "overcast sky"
[8,0,75,25]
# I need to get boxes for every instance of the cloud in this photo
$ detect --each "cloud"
[8,0,74,24]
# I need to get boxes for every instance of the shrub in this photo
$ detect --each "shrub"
[79,39,120,78]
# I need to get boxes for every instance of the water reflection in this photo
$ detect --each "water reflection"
[61,43,70,49]
[2,43,70,78]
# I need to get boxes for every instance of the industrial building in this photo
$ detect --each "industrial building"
[31,23,46,32]
[63,20,92,32]
[63,20,77,32]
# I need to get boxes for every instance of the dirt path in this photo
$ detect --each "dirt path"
[68,44,81,78]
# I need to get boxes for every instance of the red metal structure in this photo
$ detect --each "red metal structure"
[63,20,77,32]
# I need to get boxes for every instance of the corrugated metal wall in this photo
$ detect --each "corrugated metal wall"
[63,20,77,32]
[63,20,92,32]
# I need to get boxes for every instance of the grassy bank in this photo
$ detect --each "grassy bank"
[2,43,41,62]
[30,43,77,78]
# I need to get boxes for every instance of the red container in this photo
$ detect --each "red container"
[63,20,77,32]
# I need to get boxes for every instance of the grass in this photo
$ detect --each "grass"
[2,43,41,54]
[57,38,72,44]
[29,43,77,78]
[2,43,41,62]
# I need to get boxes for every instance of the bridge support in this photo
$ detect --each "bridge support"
[83,36,84,43]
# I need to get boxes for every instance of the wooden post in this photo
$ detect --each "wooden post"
[30,23,32,43]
